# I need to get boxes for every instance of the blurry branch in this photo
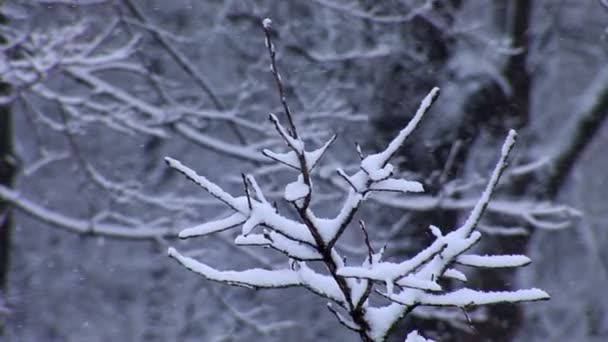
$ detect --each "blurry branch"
[0,6,371,249]
[120,16,192,44]
[311,0,435,24]
[22,150,69,176]
[206,284,297,336]
[316,168,580,231]
[3,11,275,161]
[0,184,177,240]
[122,0,223,110]
[544,67,608,198]
[372,195,579,231]
[412,306,487,332]
[1,2,583,246]
[286,44,395,63]
[119,1,261,151]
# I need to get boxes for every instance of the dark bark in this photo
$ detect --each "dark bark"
[0,91,13,289]
[0,11,16,335]
[503,0,532,130]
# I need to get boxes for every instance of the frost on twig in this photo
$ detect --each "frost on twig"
[165,18,548,342]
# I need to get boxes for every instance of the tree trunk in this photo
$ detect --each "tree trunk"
[0,11,16,335]
[0,73,15,338]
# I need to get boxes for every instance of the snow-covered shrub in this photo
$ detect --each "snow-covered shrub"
[165,18,549,342]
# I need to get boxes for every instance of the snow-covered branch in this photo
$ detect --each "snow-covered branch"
[0,184,176,240]
[166,18,549,342]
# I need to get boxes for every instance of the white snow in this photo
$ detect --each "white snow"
[369,178,424,193]
[235,231,322,260]
[179,213,246,238]
[164,157,240,210]
[456,254,531,268]
[305,135,337,169]
[458,129,517,236]
[168,247,301,288]
[415,288,550,307]
[396,276,442,292]
[241,213,263,236]
[262,149,300,169]
[234,234,268,246]
[297,262,346,304]
[404,330,435,342]
[284,175,310,202]
[256,204,316,244]
[364,163,394,182]
[360,87,439,172]
[268,113,304,152]
[443,268,467,282]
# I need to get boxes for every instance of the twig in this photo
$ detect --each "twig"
[262,19,298,138]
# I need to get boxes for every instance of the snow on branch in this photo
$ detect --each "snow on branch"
[165,157,241,211]
[404,330,435,342]
[361,87,439,172]
[400,288,549,308]
[168,247,300,289]
[166,18,549,342]
[178,213,247,239]
[458,130,516,236]
[456,254,531,268]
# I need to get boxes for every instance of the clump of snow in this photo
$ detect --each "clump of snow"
[405,330,435,342]
[456,254,531,268]
[284,175,310,202]
[370,178,424,193]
